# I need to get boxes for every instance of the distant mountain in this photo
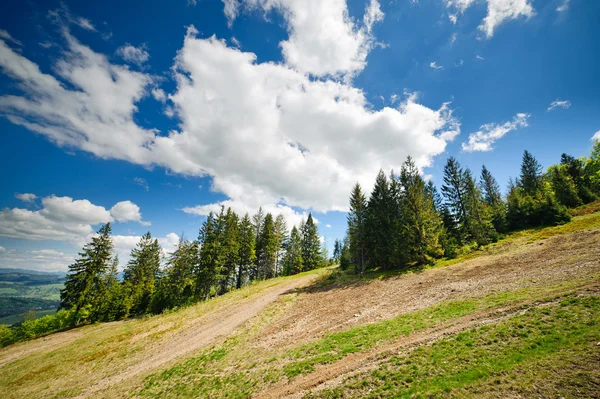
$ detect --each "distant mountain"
[0,268,66,277]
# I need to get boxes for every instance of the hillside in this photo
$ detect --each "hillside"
[0,210,599,398]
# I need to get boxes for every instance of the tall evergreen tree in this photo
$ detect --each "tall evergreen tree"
[398,157,443,264]
[480,165,506,232]
[274,214,288,276]
[257,213,277,279]
[347,183,367,274]
[60,223,113,324]
[123,232,162,314]
[463,169,496,245]
[282,226,303,275]
[365,170,397,269]
[219,208,239,294]
[520,150,543,195]
[301,213,323,271]
[197,211,224,300]
[252,207,265,242]
[332,238,342,263]
[237,213,256,288]
[441,157,469,242]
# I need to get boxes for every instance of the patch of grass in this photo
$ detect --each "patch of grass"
[309,295,600,398]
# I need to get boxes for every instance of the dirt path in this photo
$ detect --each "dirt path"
[255,284,600,399]
[67,273,317,398]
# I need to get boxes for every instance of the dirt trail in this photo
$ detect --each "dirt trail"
[255,230,600,351]
[63,274,315,398]
[255,284,600,399]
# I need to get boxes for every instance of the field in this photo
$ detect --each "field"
[0,209,598,398]
[0,271,63,325]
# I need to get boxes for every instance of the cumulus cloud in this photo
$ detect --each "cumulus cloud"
[445,0,534,38]
[110,201,151,226]
[462,113,529,152]
[223,0,385,78]
[0,248,76,272]
[0,21,459,220]
[117,43,150,66]
[547,99,571,111]
[0,195,149,244]
[15,193,38,203]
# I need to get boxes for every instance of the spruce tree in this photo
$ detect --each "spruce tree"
[463,169,496,245]
[520,150,543,195]
[480,165,506,232]
[365,170,396,269]
[256,213,277,279]
[347,183,367,274]
[301,213,322,270]
[219,208,239,294]
[441,157,469,242]
[273,214,288,276]
[197,211,224,300]
[237,213,256,288]
[123,232,162,314]
[60,223,113,324]
[282,225,303,275]
[399,157,443,265]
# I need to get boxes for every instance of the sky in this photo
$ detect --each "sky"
[0,0,599,271]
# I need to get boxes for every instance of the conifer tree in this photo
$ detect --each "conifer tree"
[347,183,367,274]
[282,226,303,275]
[274,214,288,276]
[101,255,132,321]
[441,157,469,242]
[219,208,239,294]
[252,207,265,242]
[365,170,396,269]
[301,213,322,270]
[60,223,113,324]
[463,169,496,245]
[197,211,224,300]
[332,238,342,263]
[398,157,443,264]
[480,165,507,232]
[237,213,256,288]
[123,232,162,314]
[257,213,277,279]
[520,150,543,195]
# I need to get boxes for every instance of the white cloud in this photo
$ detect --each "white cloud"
[0,248,76,272]
[152,88,167,103]
[224,0,385,78]
[112,232,179,264]
[445,0,534,38]
[48,6,96,32]
[117,43,150,66]
[547,99,571,111]
[557,0,570,12]
[476,55,485,60]
[462,113,529,152]
[326,224,332,228]
[0,29,22,46]
[133,177,149,191]
[0,246,5,252]
[430,61,444,70]
[0,26,459,219]
[110,201,151,226]
[0,195,147,244]
[15,193,38,203]
[592,130,600,142]
[76,17,96,32]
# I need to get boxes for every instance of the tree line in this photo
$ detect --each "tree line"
[338,142,600,273]
[1,208,326,345]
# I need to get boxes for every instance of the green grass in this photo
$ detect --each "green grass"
[308,295,600,398]
[136,276,597,398]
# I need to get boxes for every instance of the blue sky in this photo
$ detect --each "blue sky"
[0,0,598,271]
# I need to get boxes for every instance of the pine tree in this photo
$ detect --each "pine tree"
[301,213,322,270]
[237,213,256,288]
[463,169,496,245]
[398,157,443,265]
[219,208,239,294]
[332,238,342,263]
[60,223,113,324]
[282,226,303,275]
[441,157,469,242]
[257,213,277,279]
[480,165,507,232]
[347,183,367,274]
[123,232,162,314]
[520,150,543,195]
[273,214,288,276]
[252,207,265,242]
[100,255,132,321]
[197,211,224,300]
[366,170,396,269]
